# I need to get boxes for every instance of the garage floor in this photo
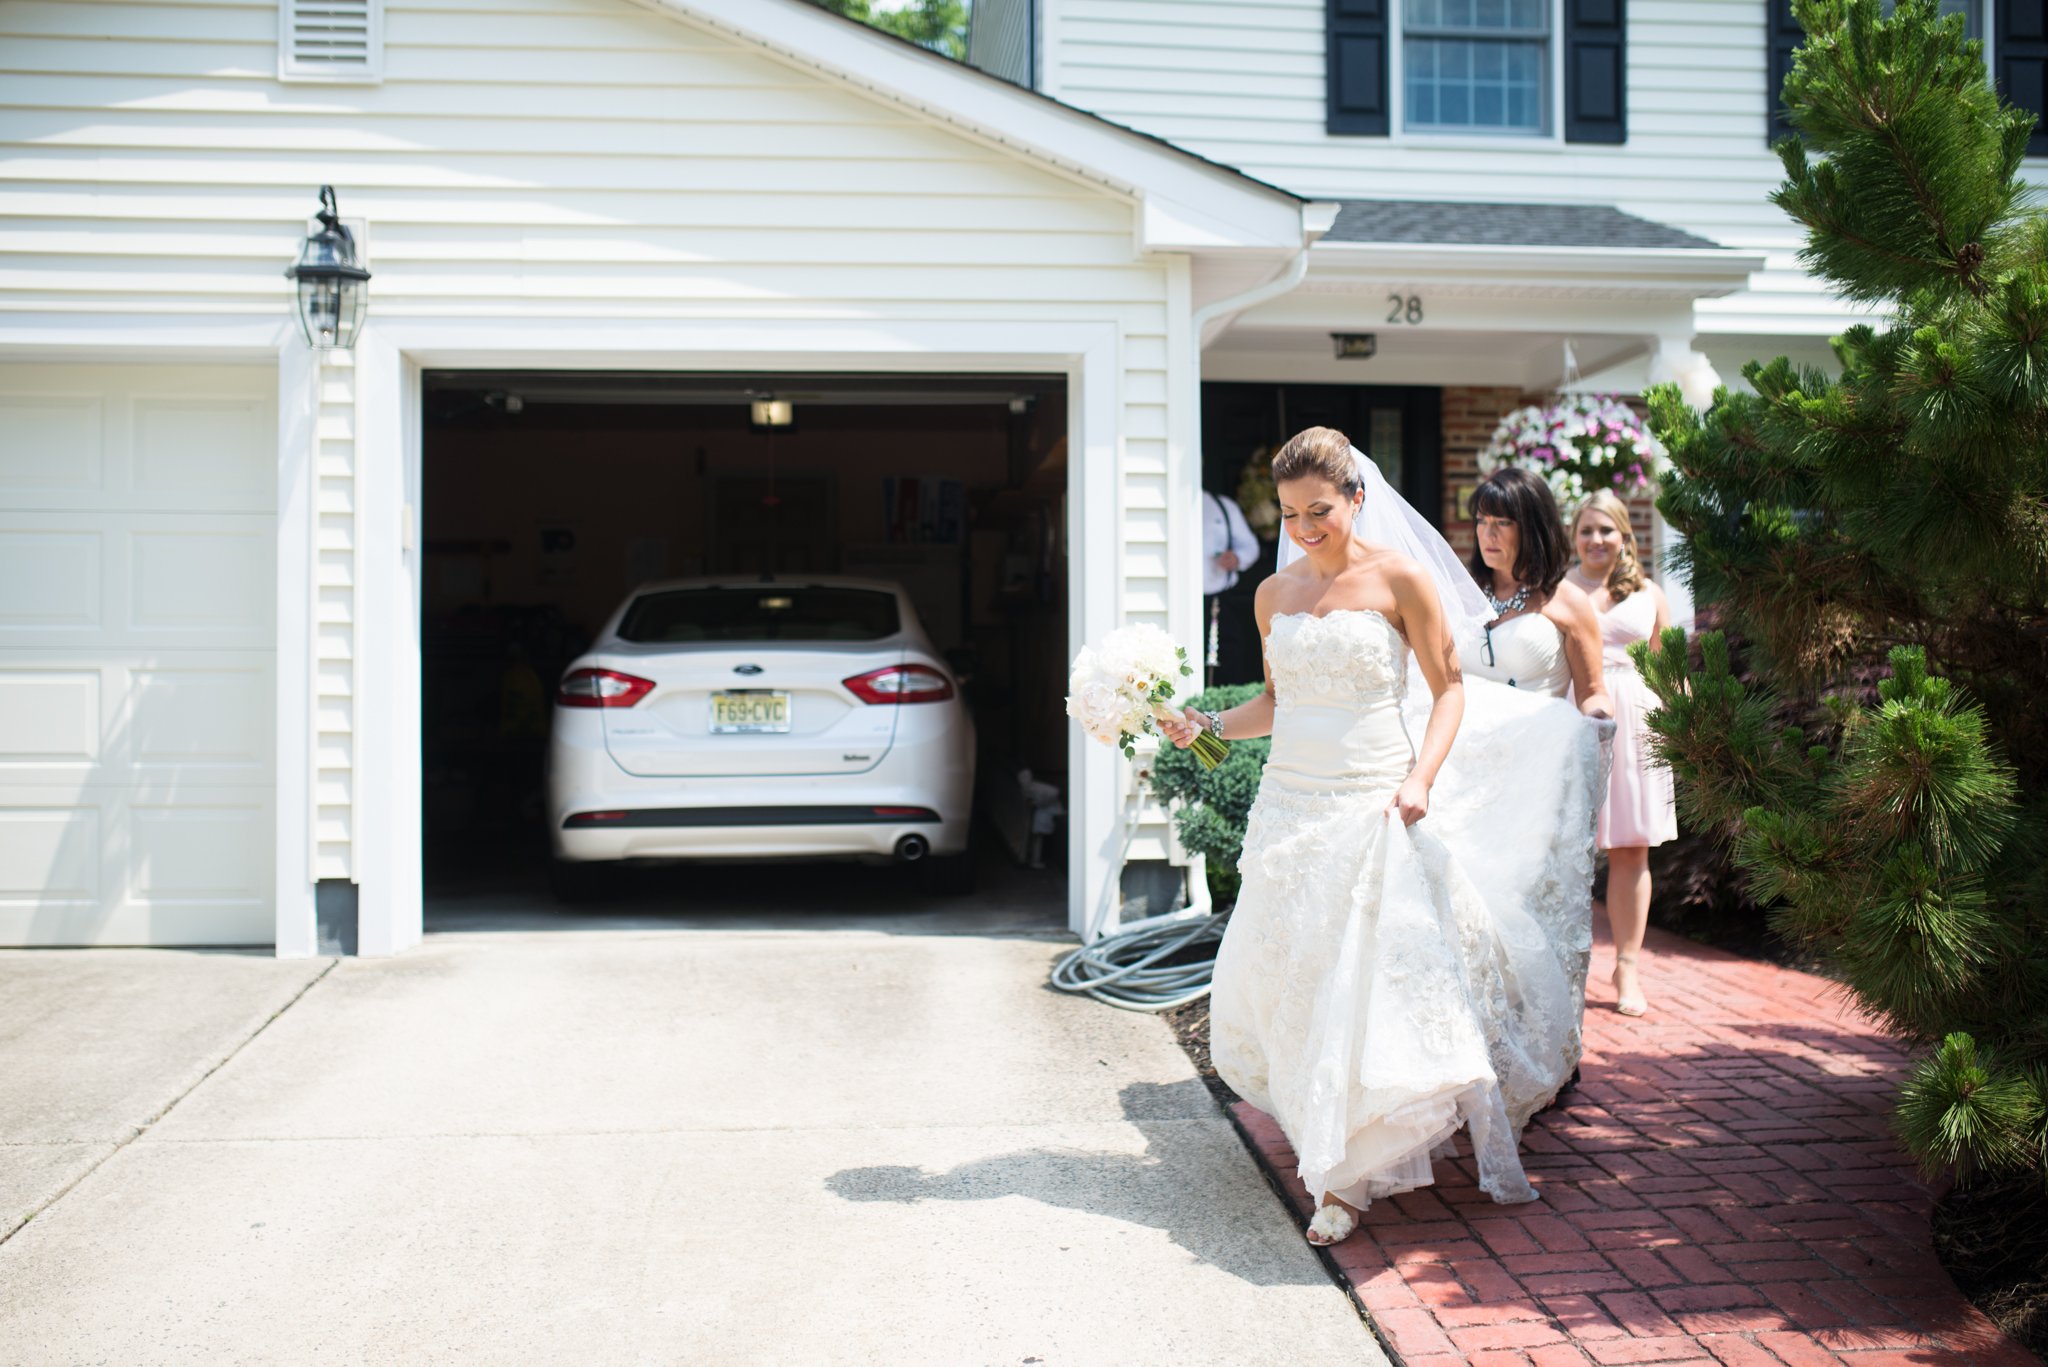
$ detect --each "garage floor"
[0,873,1385,1367]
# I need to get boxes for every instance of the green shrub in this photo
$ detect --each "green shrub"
[1147,683,1271,906]
[1639,0,2048,1189]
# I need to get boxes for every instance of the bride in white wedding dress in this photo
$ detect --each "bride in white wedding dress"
[1160,429,1595,1247]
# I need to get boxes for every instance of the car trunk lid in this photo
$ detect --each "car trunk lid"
[600,646,902,778]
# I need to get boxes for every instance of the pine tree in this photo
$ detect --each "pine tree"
[810,0,970,60]
[1640,0,2048,1188]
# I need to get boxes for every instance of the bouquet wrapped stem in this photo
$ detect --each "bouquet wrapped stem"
[1152,703,1230,771]
[1067,625,1232,772]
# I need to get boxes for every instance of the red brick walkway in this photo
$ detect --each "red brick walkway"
[1232,924,2037,1367]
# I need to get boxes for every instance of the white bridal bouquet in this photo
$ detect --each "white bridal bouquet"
[1066,623,1230,771]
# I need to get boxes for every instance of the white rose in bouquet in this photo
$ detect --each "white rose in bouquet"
[1064,658,1129,748]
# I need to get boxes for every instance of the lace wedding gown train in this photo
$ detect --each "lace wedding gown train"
[1210,609,1584,1209]
[1416,619,1612,1038]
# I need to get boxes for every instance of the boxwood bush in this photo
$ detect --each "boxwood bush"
[1147,682,1270,906]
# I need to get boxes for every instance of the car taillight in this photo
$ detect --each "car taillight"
[842,664,954,704]
[557,668,656,708]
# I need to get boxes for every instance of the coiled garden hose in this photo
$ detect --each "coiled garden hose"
[1051,911,1230,1012]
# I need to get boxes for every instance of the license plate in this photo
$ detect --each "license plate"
[710,692,789,733]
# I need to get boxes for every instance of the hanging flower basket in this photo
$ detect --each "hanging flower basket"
[1479,394,1670,506]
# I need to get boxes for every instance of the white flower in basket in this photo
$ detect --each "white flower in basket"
[1478,393,1670,506]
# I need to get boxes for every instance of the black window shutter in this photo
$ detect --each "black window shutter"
[1328,0,1390,136]
[1564,0,1626,143]
[1767,0,1804,144]
[1998,0,2048,157]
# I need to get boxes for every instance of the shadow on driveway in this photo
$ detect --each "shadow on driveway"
[825,1081,1327,1287]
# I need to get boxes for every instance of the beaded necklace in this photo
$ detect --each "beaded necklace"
[1486,582,1532,619]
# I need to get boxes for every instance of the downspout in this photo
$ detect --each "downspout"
[1144,206,1328,935]
[1189,247,1312,345]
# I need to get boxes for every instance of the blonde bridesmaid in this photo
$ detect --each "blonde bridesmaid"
[1567,491,1677,1016]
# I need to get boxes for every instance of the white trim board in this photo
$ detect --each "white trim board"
[321,316,1128,954]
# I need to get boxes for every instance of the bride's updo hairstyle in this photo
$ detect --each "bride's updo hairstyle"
[1571,488,1646,601]
[1467,466,1569,597]
[1271,427,1362,499]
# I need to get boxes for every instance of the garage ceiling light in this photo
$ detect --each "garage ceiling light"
[285,186,371,351]
[750,398,794,427]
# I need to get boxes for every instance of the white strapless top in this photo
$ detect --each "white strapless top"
[1263,610,1415,792]
[1461,611,1569,697]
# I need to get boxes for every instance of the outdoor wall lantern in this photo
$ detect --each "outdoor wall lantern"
[285,186,371,350]
[750,397,795,427]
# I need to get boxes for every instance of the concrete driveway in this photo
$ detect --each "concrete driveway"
[0,866,1387,1367]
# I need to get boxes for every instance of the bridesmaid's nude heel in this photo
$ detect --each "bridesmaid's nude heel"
[1306,1202,1358,1246]
[1613,953,1648,1017]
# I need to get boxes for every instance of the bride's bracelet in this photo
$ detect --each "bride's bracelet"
[1204,709,1225,739]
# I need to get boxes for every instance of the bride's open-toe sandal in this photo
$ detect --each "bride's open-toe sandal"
[1306,1203,1358,1247]
[1612,954,1648,1017]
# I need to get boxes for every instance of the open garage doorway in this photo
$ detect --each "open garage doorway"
[418,372,1071,914]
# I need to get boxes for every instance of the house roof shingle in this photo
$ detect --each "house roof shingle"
[1322,199,1725,250]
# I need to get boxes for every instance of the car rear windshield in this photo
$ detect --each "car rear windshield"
[616,587,901,643]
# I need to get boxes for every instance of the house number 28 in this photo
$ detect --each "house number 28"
[1386,294,1424,324]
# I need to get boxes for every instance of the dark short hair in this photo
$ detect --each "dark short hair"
[1468,466,1568,597]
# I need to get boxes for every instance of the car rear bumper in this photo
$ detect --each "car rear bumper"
[555,812,951,862]
[549,722,972,863]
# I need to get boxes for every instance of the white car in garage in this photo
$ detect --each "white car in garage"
[548,575,975,897]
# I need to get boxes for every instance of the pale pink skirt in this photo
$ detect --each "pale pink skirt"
[1599,665,1677,850]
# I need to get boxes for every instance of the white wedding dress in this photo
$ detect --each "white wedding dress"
[1210,609,1584,1210]
[1418,615,1610,1028]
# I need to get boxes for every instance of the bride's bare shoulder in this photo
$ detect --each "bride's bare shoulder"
[1362,545,1428,591]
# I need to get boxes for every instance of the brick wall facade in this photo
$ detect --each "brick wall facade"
[1438,386,1662,582]
[1440,386,1530,561]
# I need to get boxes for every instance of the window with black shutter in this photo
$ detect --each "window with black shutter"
[1328,0,1391,135]
[1998,0,2048,156]
[1563,0,1626,142]
[1767,0,1804,144]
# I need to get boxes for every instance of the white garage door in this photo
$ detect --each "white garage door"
[0,365,276,946]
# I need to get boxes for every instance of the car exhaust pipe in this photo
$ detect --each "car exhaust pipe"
[894,834,931,864]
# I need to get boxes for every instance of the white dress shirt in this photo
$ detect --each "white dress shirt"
[1202,491,1262,596]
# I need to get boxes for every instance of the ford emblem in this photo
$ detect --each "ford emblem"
[734,664,764,675]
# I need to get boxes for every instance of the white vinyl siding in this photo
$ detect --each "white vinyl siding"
[1040,0,1909,335]
[0,366,278,947]
[1,0,1201,934]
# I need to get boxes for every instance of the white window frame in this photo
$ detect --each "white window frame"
[277,0,385,85]
[1390,0,1566,146]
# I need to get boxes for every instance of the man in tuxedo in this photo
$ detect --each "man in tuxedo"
[1203,489,1265,686]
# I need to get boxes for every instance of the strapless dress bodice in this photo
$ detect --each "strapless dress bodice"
[1461,611,1569,697]
[1597,587,1658,670]
[1263,610,1414,790]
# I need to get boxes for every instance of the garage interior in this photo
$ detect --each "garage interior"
[418,372,1071,902]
